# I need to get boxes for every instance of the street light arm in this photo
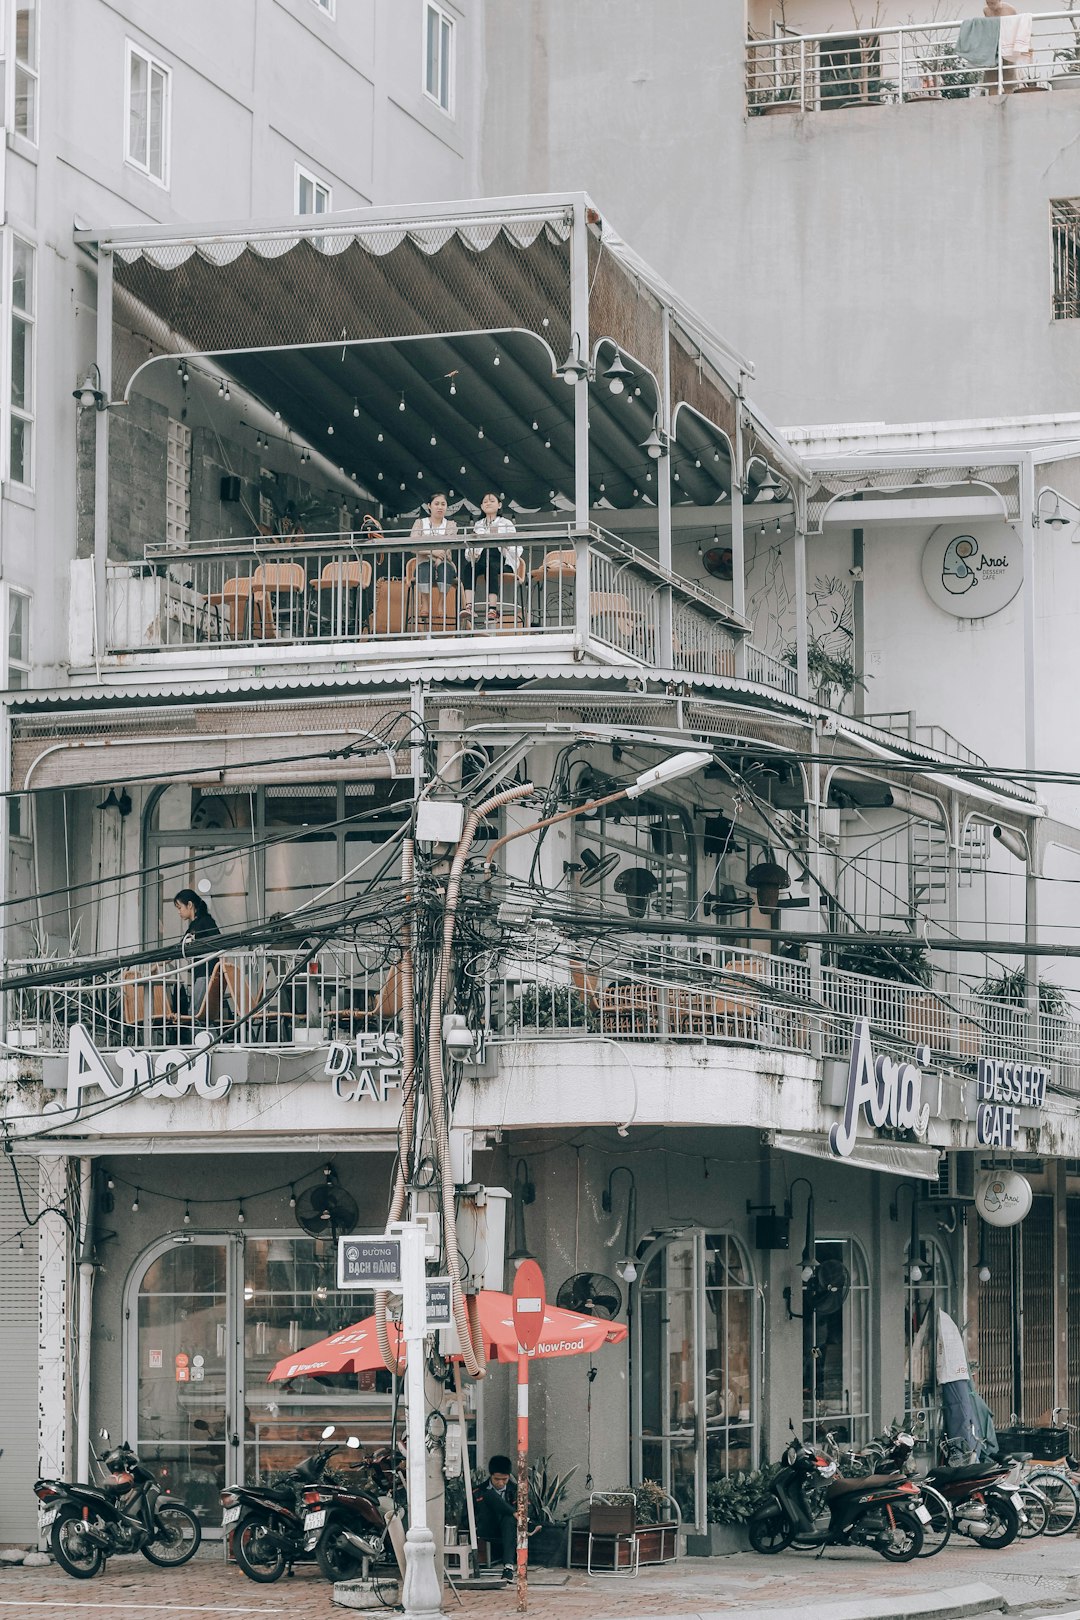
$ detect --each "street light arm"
[483,787,629,873]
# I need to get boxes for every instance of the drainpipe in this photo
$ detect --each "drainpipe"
[93,251,113,665]
[76,1155,95,1484]
[851,513,864,720]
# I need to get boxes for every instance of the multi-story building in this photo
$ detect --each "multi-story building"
[4,0,1080,1563]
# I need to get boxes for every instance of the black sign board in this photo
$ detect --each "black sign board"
[425,1277,452,1327]
[338,1236,402,1289]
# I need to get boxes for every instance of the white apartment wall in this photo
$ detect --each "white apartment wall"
[480,1,1080,428]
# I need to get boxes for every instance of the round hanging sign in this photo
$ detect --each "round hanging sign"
[974,1169,1032,1227]
[921,521,1023,619]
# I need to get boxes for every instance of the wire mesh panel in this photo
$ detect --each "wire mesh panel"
[978,1224,1016,1428]
[1020,1196,1055,1426]
[1052,200,1080,321]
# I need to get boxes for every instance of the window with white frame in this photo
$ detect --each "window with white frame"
[311,0,335,14]
[1052,200,1080,321]
[423,1,454,114]
[9,234,34,488]
[295,163,331,216]
[126,40,170,186]
[7,588,29,689]
[7,0,39,142]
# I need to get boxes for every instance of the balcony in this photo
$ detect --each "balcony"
[10,939,1077,1092]
[747,11,1080,114]
[83,526,794,694]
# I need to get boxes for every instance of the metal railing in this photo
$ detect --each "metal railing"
[8,940,1080,1090]
[747,11,1080,113]
[99,523,792,694]
[863,711,987,767]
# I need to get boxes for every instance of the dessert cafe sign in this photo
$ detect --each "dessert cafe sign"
[829,1017,931,1158]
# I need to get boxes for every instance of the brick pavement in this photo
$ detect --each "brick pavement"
[1,1533,1080,1620]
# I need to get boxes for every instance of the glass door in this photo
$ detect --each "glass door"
[127,1236,241,1528]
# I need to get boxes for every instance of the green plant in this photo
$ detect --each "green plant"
[782,636,867,703]
[503,984,600,1033]
[835,935,933,987]
[632,1479,670,1525]
[528,1456,577,1526]
[706,1465,779,1525]
[931,44,977,99]
[974,968,1070,1018]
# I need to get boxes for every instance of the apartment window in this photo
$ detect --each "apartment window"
[423,2,454,114]
[7,588,29,689]
[126,41,170,186]
[9,234,34,487]
[1052,200,1080,320]
[311,0,335,13]
[295,163,331,216]
[8,0,38,142]
[165,419,191,548]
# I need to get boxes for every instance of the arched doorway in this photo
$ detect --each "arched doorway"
[632,1229,757,1530]
[905,1232,956,1451]
[802,1236,871,1447]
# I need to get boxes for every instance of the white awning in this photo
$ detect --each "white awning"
[768,1130,941,1181]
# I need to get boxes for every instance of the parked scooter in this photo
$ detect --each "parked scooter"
[222,1425,361,1583]
[748,1429,927,1561]
[921,1448,1022,1548]
[34,1430,202,1579]
[300,1442,405,1582]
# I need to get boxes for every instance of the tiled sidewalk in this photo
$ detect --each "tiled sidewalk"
[1,1533,1080,1620]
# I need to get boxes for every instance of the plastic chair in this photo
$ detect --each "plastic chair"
[585,1493,639,1576]
[328,963,402,1036]
[252,561,306,638]
[310,558,372,638]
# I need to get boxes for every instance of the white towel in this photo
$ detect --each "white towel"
[999,13,1034,64]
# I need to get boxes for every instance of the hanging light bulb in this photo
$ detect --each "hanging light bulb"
[544,439,551,450]
[107,1177,115,1190]
[398,394,406,413]
[503,454,510,465]
[353,399,360,417]
[181,367,189,385]
[477,427,485,440]
[430,435,437,446]
[493,353,501,366]
[218,380,225,397]
[449,381,457,396]
[183,1205,191,1226]
[459,465,466,476]
[532,421,539,431]
[327,424,334,436]
[377,471,383,481]
[18,1234,24,1253]
[132,1190,140,1212]
[400,482,406,491]
[979,1262,992,1283]
[237,1203,246,1225]
[377,431,384,443]
[274,409,281,420]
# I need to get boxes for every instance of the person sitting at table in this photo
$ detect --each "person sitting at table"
[174,889,221,1015]
[461,493,521,626]
[409,493,459,591]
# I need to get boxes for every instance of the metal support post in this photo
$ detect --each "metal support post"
[400,1222,443,1619]
[657,308,674,669]
[731,423,747,679]
[793,495,809,700]
[93,251,113,661]
[76,1156,94,1485]
[570,203,591,530]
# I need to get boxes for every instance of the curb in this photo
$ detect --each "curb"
[608,1584,1006,1620]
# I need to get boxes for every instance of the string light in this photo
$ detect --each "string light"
[430,435,437,446]
[449,381,457,396]
[493,353,501,366]
[132,1190,140,1212]
[503,454,510,465]
[377,431,384,443]
[218,379,225,397]
[289,1187,297,1208]
[459,465,466,475]
[327,424,334,435]
[544,440,551,449]
[107,1177,114,1190]
[18,1235,24,1253]
[532,421,539,431]
[477,427,485,440]
[183,1204,191,1226]
[237,1203,246,1225]
[398,394,406,413]
[353,399,360,417]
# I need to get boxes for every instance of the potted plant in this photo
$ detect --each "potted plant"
[527,1456,577,1565]
[502,983,599,1034]
[782,635,866,710]
[687,1467,778,1556]
[567,1480,680,1568]
[974,967,1072,1058]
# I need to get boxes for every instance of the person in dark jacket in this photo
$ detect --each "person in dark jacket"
[473,1454,518,1580]
[173,889,220,1014]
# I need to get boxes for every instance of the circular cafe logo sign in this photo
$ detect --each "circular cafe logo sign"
[921,521,1023,619]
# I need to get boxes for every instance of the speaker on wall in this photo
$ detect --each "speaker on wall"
[220,475,242,503]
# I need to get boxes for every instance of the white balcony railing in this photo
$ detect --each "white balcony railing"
[747,11,1080,114]
[95,524,794,693]
[8,940,1079,1092]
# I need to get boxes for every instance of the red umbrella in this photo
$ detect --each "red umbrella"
[267,1291,626,1383]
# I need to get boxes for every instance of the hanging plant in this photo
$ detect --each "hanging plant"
[974,968,1070,1018]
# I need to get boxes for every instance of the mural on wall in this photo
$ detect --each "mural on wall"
[745,537,855,661]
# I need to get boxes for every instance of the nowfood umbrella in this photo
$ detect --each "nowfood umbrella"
[267,1290,626,1383]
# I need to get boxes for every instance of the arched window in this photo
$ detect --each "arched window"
[802,1236,871,1448]
[905,1233,955,1451]
[632,1229,757,1531]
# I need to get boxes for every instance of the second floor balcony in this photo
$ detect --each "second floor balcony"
[83,525,795,695]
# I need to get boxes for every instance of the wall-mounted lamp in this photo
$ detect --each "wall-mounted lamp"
[96,787,132,817]
[602,350,636,395]
[891,1181,927,1283]
[555,334,590,386]
[639,422,668,461]
[602,1167,638,1283]
[744,458,790,503]
[1034,486,1076,529]
[508,1157,536,1269]
[613,866,658,918]
[975,1217,991,1283]
[788,1177,816,1282]
[73,363,110,412]
[745,858,791,911]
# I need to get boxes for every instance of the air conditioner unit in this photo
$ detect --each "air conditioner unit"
[926,1152,975,1202]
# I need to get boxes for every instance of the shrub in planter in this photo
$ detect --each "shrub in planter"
[504,984,600,1033]
[706,1465,779,1525]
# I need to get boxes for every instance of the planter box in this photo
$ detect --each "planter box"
[686,1522,749,1557]
[569,1522,678,1568]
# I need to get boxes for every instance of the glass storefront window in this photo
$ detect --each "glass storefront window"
[634,1229,757,1530]
[802,1237,871,1447]
[905,1234,953,1454]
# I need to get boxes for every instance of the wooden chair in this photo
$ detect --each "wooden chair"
[121,969,183,1040]
[329,963,402,1036]
[672,955,768,1041]
[405,556,459,633]
[208,577,256,640]
[590,590,640,651]
[370,574,410,634]
[220,959,290,1043]
[585,1494,639,1576]
[252,561,306,638]
[310,558,372,638]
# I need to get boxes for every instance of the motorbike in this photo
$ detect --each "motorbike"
[300,1441,405,1582]
[34,1430,202,1579]
[222,1425,361,1583]
[921,1448,1022,1548]
[748,1429,927,1561]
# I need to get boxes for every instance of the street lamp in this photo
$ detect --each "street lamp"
[73,363,109,412]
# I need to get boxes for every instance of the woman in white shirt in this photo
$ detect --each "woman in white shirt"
[462,493,521,626]
[409,493,459,590]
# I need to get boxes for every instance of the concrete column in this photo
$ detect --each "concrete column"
[731,420,747,680]
[93,250,113,660]
[1053,1158,1069,1421]
[570,203,590,531]
[38,1156,69,1502]
[793,495,809,701]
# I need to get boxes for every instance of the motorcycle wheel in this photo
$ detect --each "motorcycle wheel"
[1026,1470,1080,1536]
[234,1514,288,1583]
[1017,1487,1049,1538]
[972,1494,1020,1549]
[50,1509,105,1579]
[141,1503,202,1566]
[748,1507,795,1554]
[316,1526,367,1582]
[916,1487,952,1557]
[878,1507,924,1562]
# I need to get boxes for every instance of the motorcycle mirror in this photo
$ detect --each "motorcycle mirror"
[99,1428,110,1441]
[346,1436,361,1450]
[788,1417,795,1432]
[321,1425,336,1440]
[193,1419,210,1433]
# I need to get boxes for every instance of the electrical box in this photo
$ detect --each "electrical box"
[449,1128,473,1186]
[416,799,466,845]
[453,1185,509,1292]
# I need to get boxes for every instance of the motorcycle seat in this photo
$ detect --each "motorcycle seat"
[1001,1451,1033,1463]
[826,1472,905,1498]
[928,1463,996,1484]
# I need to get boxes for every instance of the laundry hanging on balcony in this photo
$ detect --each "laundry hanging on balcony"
[955,17,999,69]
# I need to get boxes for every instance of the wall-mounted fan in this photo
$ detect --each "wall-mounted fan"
[803,1258,850,1317]
[556,1272,622,1320]
[575,848,619,888]
[294,1181,359,1241]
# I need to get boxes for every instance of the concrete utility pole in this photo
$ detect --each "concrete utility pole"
[398,1221,443,1619]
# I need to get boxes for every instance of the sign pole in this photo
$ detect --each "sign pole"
[399,1222,443,1619]
[511,1260,546,1616]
